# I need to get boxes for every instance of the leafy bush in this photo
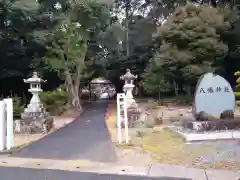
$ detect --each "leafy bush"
[136,131,145,137]
[13,96,24,118]
[176,95,193,105]
[40,88,68,115]
[0,95,25,119]
[234,71,240,105]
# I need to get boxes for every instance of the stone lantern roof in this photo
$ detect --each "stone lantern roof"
[120,69,137,81]
[23,72,47,83]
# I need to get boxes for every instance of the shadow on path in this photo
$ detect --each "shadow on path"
[0,166,191,180]
[12,101,117,162]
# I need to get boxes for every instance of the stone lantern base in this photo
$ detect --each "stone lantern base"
[14,117,53,134]
[119,103,143,128]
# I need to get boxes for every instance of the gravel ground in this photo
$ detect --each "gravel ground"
[188,140,240,162]
[108,101,240,169]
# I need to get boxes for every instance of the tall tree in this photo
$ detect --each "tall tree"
[141,62,172,102]
[152,3,231,94]
[101,0,165,89]
[0,0,66,95]
[45,0,112,109]
[45,21,88,109]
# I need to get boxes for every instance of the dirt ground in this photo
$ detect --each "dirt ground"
[106,100,240,170]
[14,134,43,149]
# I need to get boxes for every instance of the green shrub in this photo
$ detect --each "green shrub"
[12,96,24,118]
[175,95,193,105]
[136,131,145,137]
[0,95,25,119]
[40,88,68,115]
[234,71,240,105]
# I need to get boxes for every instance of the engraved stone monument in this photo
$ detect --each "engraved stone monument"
[185,72,240,131]
[14,72,53,134]
[193,73,235,118]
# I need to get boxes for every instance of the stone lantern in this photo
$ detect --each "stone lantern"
[15,72,53,134]
[120,69,138,107]
[23,72,46,115]
[120,69,141,127]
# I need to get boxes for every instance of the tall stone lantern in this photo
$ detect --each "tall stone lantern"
[120,69,142,127]
[120,69,138,108]
[22,72,46,117]
[16,72,53,134]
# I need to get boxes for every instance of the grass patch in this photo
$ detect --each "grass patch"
[106,101,240,170]
[141,129,184,155]
[136,131,146,138]
[139,129,221,166]
[115,141,135,148]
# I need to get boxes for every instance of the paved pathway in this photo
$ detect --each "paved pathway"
[0,166,190,180]
[12,101,117,162]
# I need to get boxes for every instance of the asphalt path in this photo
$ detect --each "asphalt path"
[0,166,191,180]
[12,101,117,162]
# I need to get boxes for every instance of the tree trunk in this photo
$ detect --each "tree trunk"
[125,0,130,57]
[157,90,161,105]
[186,85,191,96]
[173,80,179,97]
[73,84,81,110]
[65,79,72,105]
[73,61,82,111]
[64,70,82,110]
[133,85,138,96]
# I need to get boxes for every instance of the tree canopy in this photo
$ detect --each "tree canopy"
[156,4,230,84]
[1,0,240,107]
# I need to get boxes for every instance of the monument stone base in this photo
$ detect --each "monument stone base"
[184,119,240,132]
[168,125,240,142]
[14,117,53,134]
[119,105,142,128]
[127,105,141,128]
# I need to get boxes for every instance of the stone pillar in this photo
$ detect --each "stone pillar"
[124,84,136,108]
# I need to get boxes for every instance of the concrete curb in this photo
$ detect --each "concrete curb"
[0,143,30,155]
[0,159,239,180]
[148,163,240,180]
[148,163,207,180]
[168,126,240,142]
